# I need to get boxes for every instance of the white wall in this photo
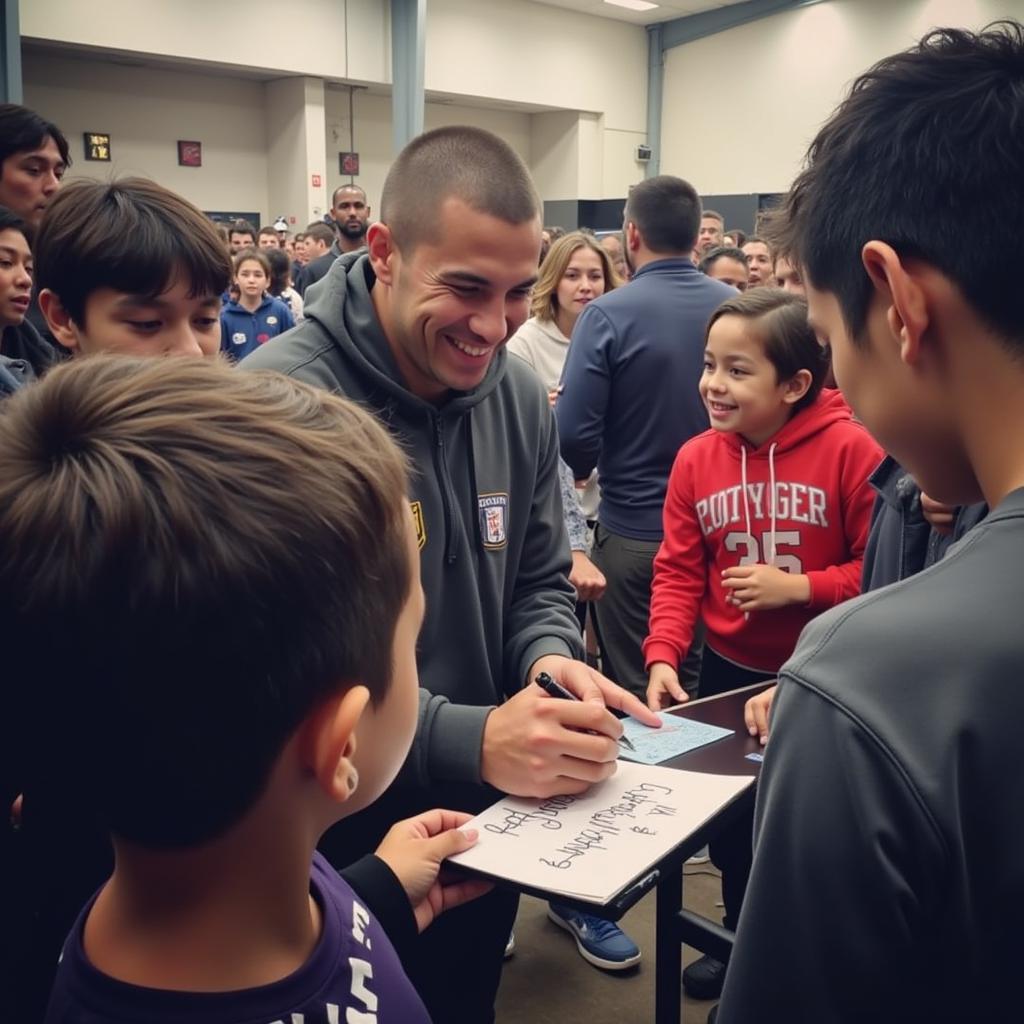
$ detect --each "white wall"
[324,90,533,215]
[661,0,1024,195]
[23,0,649,209]
[20,0,390,85]
[23,54,270,221]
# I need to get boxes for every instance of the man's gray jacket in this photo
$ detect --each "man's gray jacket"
[243,251,583,791]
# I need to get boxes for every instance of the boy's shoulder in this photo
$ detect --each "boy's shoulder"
[781,487,1024,791]
[45,853,430,1024]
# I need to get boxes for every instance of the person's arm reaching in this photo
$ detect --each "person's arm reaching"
[643,447,707,709]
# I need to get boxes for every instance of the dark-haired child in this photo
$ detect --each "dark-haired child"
[34,177,231,359]
[221,248,294,361]
[0,206,37,395]
[0,355,488,1024]
[265,245,305,323]
[643,288,881,997]
[720,22,1024,1020]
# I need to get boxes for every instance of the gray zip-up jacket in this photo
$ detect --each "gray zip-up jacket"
[719,486,1024,1022]
[242,252,582,790]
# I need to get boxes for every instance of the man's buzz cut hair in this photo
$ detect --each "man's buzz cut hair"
[34,177,232,326]
[0,355,411,849]
[625,175,702,255]
[779,20,1024,348]
[332,183,367,206]
[380,125,540,252]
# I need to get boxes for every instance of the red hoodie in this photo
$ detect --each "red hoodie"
[643,390,883,673]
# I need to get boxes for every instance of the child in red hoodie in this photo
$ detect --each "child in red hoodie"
[643,288,881,998]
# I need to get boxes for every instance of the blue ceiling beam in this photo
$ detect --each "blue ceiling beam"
[661,0,809,51]
[1,0,22,104]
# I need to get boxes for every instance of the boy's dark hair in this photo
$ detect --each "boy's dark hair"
[381,126,540,253]
[779,21,1024,346]
[228,218,256,239]
[34,178,231,326]
[304,221,335,247]
[707,289,829,413]
[625,175,701,255]
[257,224,279,239]
[233,246,271,276]
[0,204,32,245]
[0,103,71,169]
[264,246,291,295]
[699,246,748,275]
[0,355,411,849]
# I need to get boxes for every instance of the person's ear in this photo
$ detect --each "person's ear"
[861,241,930,367]
[300,685,371,804]
[624,221,641,252]
[367,222,397,285]
[38,289,81,353]
[781,368,813,405]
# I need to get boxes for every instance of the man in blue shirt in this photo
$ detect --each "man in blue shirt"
[557,176,735,701]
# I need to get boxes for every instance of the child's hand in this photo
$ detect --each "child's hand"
[721,564,810,612]
[646,661,689,711]
[375,809,493,932]
[744,685,777,746]
[920,492,956,536]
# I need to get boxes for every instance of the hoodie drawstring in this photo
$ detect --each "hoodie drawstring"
[740,445,752,540]
[767,442,778,566]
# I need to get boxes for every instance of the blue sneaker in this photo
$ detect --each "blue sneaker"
[547,901,642,971]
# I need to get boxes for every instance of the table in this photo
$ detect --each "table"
[650,681,773,1024]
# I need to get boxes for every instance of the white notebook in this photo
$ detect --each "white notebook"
[448,761,754,905]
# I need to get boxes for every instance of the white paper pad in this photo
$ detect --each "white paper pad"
[448,762,754,904]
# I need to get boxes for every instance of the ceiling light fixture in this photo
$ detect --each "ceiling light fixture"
[603,0,660,12]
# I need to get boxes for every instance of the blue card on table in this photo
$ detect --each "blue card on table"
[619,711,733,765]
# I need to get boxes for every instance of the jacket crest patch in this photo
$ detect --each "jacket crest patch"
[478,493,509,549]
[410,500,426,550]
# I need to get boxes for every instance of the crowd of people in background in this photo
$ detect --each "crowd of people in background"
[1,20,1021,1024]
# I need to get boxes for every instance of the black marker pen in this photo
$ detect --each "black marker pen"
[534,671,636,752]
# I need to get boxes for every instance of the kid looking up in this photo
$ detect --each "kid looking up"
[221,247,294,361]
[0,206,37,395]
[0,355,488,1024]
[643,288,881,998]
[645,289,881,706]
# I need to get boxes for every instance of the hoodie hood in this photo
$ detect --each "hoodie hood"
[718,388,854,460]
[303,250,507,416]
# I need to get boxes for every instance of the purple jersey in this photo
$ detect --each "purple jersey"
[44,852,431,1024]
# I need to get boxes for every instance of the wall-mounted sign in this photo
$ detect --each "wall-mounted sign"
[311,173,322,187]
[339,152,360,175]
[84,132,111,161]
[177,140,202,167]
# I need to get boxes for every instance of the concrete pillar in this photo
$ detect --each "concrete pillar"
[265,76,328,231]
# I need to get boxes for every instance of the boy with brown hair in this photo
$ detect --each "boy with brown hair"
[0,355,488,1023]
[718,21,1024,1022]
